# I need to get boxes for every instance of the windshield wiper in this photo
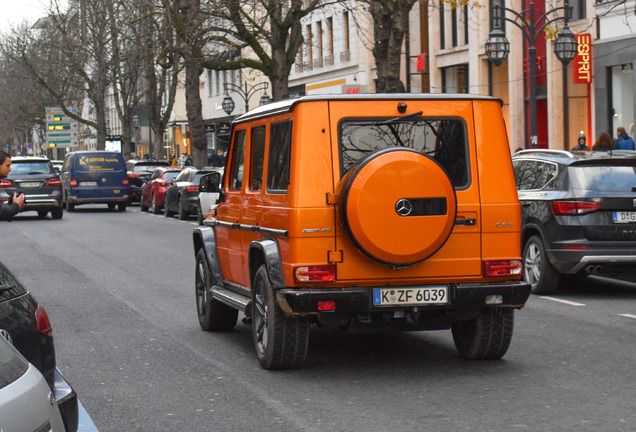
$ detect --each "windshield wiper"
[377,110,423,126]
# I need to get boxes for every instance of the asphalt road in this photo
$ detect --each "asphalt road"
[3,205,636,431]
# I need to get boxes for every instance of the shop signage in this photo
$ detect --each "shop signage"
[573,34,592,84]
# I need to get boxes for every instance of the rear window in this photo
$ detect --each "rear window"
[569,164,636,192]
[8,161,53,176]
[76,154,123,172]
[339,118,469,188]
[132,164,167,174]
[164,171,182,180]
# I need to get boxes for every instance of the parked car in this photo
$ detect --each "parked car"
[125,159,170,204]
[0,260,78,431]
[1,156,64,219]
[0,337,67,432]
[193,94,531,369]
[60,151,129,212]
[140,166,184,214]
[512,149,636,294]
[164,167,218,220]
[196,170,223,224]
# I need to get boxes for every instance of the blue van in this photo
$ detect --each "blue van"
[60,151,129,211]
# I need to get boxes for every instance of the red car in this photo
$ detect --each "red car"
[140,167,184,214]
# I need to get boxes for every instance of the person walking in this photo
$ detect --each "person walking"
[593,132,613,151]
[613,127,635,150]
[0,151,25,221]
[572,134,590,151]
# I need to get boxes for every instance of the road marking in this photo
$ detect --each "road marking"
[539,296,586,307]
[618,314,636,320]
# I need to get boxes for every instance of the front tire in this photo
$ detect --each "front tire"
[523,235,560,295]
[252,264,309,370]
[117,202,126,212]
[151,194,161,214]
[195,249,237,331]
[164,200,174,217]
[51,207,63,219]
[451,308,514,360]
[178,199,188,220]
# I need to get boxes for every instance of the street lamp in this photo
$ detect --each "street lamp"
[222,81,271,115]
[485,2,578,148]
[133,115,140,156]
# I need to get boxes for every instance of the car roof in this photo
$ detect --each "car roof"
[512,149,636,165]
[10,156,50,162]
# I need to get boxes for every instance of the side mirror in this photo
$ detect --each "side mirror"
[199,172,221,193]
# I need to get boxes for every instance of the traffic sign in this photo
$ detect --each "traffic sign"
[46,107,79,148]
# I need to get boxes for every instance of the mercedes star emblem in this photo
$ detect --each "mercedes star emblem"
[395,199,413,216]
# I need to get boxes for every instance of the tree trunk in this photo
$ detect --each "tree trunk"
[184,56,207,168]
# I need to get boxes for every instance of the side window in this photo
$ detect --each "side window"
[150,170,160,180]
[267,120,292,192]
[230,129,247,191]
[63,156,72,172]
[514,160,557,190]
[250,126,266,191]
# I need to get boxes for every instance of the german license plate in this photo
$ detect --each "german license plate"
[373,286,448,306]
[80,181,98,187]
[20,182,40,188]
[613,211,636,223]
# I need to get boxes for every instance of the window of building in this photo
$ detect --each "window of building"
[250,126,266,191]
[463,5,469,45]
[610,64,634,138]
[207,70,213,97]
[317,21,323,58]
[570,0,586,20]
[327,17,334,56]
[451,7,458,47]
[440,5,445,50]
[343,11,350,54]
[306,24,313,64]
[267,120,292,192]
[215,70,220,96]
[442,64,469,93]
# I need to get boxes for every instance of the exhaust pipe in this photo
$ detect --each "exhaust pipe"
[585,264,604,275]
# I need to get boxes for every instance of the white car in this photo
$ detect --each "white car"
[197,169,223,225]
[0,336,66,431]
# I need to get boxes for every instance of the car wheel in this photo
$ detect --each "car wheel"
[51,207,63,220]
[108,203,116,211]
[523,235,560,295]
[252,264,309,370]
[451,308,514,360]
[140,196,148,212]
[178,199,188,220]
[37,210,48,218]
[66,200,75,212]
[117,203,126,212]
[151,194,161,214]
[164,200,174,217]
[195,249,237,331]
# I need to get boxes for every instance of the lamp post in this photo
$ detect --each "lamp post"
[133,115,140,156]
[222,82,271,115]
[485,2,578,148]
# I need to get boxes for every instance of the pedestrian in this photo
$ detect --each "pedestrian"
[593,132,613,151]
[613,127,635,150]
[571,133,590,151]
[185,154,193,166]
[209,149,225,167]
[170,153,177,166]
[0,151,25,221]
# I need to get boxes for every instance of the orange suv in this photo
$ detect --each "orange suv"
[193,94,531,369]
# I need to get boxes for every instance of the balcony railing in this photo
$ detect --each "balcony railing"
[340,50,350,62]
[324,55,334,66]
[303,61,313,71]
[314,57,323,68]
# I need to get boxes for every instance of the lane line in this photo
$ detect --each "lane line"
[618,314,636,320]
[539,296,586,307]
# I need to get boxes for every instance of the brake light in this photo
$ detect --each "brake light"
[70,178,78,188]
[483,260,523,277]
[46,178,62,187]
[35,306,52,335]
[0,180,11,187]
[123,178,129,186]
[294,265,336,282]
[186,186,198,192]
[551,201,601,215]
[129,173,138,178]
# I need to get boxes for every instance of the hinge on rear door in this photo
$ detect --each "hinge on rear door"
[326,193,338,205]
[328,250,343,263]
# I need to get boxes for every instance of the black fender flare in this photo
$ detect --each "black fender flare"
[193,226,224,285]
[249,238,286,289]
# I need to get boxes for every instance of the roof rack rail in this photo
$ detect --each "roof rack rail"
[514,149,574,157]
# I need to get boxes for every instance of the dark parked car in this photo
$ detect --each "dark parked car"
[512,149,636,294]
[1,156,63,219]
[140,166,184,214]
[125,159,170,204]
[0,260,78,431]
[164,167,217,220]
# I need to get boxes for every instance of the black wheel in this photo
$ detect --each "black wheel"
[252,264,309,370]
[140,195,148,212]
[523,235,560,295]
[117,202,126,212]
[108,203,116,211]
[66,200,75,212]
[37,210,48,218]
[178,198,188,220]
[451,308,514,360]
[151,194,161,214]
[51,207,63,220]
[164,200,174,217]
[195,249,237,331]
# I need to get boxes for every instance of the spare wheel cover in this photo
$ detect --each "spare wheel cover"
[342,148,457,265]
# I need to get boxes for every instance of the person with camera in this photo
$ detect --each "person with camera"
[0,151,25,221]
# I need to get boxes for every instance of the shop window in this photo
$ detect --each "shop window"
[610,64,634,138]
[442,64,469,93]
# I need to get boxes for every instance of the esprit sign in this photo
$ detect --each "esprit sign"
[573,34,592,84]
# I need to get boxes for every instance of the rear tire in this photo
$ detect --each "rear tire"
[117,203,126,212]
[140,196,148,212]
[252,264,309,369]
[66,200,75,212]
[178,199,188,220]
[108,203,116,211]
[451,309,514,360]
[164,201,174,217]
[151,194,161,214]
[37,210,48,218]
[195,249,237,331]
[51,207,63,219]
[523,235,560,295]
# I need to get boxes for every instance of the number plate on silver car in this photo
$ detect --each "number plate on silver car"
[373,286,448,306]
[613,212,636,223]
[20,182,40,188]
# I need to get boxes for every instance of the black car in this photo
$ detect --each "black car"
[163,167,216,220]
[125,159,170,204]
[0,260,78,431]
[2,156,63,219]
[512,149,636,294]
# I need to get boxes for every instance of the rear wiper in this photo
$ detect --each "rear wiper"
[28,172,47,175]
[377,110,423,126]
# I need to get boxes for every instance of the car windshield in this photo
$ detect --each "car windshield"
[569,164,636,192]
[339,117,469,188]
[164,171,181,180]
[8,162,53,176]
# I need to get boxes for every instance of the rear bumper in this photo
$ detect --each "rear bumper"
[55,368,78,432]
[68,195,128,204]
[548,242,636,275]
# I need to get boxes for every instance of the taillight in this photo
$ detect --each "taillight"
[123,178,129,186]
[35,306,52,335]
[483,260,523,277]
[551,200,601,215]
[70,178,78,188]
[46,178,62,187]
[0,180,11,188]
[186,186,198,192]
[129,173,138,178]
[293,265,336,283]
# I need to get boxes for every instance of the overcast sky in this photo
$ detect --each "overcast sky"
[1,0,57,32]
